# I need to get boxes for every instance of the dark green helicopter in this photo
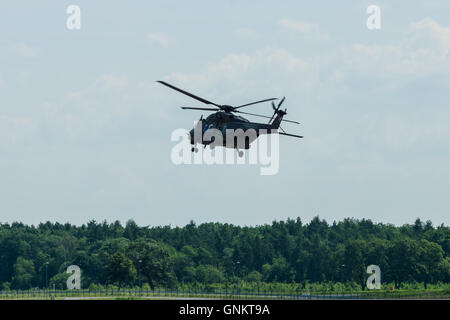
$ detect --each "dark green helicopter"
[158,81,303,157]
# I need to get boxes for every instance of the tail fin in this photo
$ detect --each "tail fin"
[270,109,287,129]
[269,97,286,129]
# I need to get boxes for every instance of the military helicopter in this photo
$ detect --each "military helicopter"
[158,80,303,157]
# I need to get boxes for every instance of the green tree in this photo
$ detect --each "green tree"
[344,240,368,290]
[386,239,419,289]
[271,257,294,282]
[127,238,176,288]
[11,257,35,289]
[194,265,225,284]
[106,252,137,288]
[416,239,446,289]
[124,220,141,240]
[49,272,70,290]
[246,270,262,282]
[0,217,447,290]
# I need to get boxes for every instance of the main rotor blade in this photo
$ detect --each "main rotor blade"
[280,118,300,124]
[181,107,220,111]
[235,98,278,109]
[234,110,274,120]
[235,110,300,124]
[278,132,304,138]
[157,81,221,107]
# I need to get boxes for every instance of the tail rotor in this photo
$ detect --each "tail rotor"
[268,96,286,124]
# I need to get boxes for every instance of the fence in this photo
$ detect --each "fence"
[0,288,444,300]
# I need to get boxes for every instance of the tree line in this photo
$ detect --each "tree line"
[0,217,448,290]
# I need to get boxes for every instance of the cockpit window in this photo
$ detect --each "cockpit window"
[205,114,216,124]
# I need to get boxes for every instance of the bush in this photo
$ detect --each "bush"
[1,282,11,291]
[49,273,71,290]
[142,283,151,291]
[88,283,105,291]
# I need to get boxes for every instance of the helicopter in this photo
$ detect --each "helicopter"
[157,80,303,157]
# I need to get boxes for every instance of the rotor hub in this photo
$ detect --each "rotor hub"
[220,105,235,112]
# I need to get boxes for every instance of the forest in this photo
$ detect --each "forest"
[0,217,449,291]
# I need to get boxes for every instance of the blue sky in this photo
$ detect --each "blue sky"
[1,0,450,227]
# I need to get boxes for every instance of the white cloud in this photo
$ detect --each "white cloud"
[67,74,127,98]
[278,19,319,34]
[277,19,328,40]
[0,43,41,58]
[163,47,317,99]
[147,32,172,48]
[0,115,37,145]
[96,74,128,89]
[234,28,260,40]
[34,73,172,143]
[341,18,450,79]
[410,18,450,58]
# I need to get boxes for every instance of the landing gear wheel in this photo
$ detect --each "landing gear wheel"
[191,147,198,153]
[238,150,244,158]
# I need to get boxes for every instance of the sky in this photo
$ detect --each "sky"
[1,0,449,227]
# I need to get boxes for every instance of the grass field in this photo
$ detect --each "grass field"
[0,288,449,300]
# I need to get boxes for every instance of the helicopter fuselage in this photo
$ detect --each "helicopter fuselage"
[189,111,278,150]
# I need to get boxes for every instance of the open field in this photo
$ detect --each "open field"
[0,288,449,300]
